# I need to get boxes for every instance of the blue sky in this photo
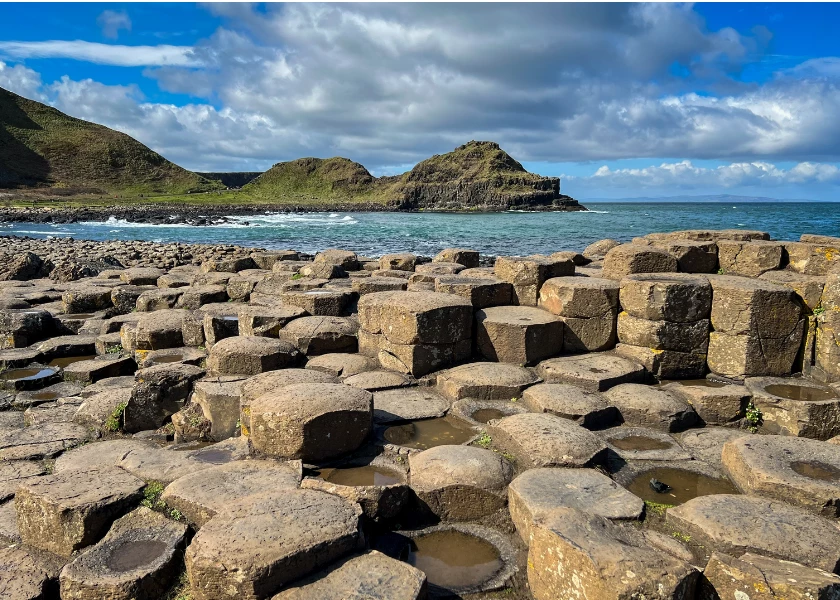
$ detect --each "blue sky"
[2,3,840,201]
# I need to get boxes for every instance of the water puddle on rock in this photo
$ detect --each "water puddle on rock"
[29,391,59,401]
[791,460,840,481]
[47,355,96,369]
[1,367,58,382]
[627,467,739,505]
[383,416,474,450]
[191,448,233,464]
[106,540,167,572]
[764,384,836,402]
[318,465,403,486]
[64,313,96,320]
[408,530,502,590]
[471,408,507,424]
[610,435,673,451]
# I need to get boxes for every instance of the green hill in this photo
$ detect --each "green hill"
[243,157,378,202]
[0,86,219,194]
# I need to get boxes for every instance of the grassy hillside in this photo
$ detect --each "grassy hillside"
[0,86,220,194]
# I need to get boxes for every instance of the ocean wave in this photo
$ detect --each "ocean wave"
[226,213,358,227]
[13,229,74,236]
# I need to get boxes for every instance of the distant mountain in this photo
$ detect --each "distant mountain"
[245,141,583,211]
[0,86,220,194]
[584,194,813,203]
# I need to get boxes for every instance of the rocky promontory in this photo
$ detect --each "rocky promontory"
[1,229,840,599]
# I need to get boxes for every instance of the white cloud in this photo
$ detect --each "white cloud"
[0,61,45,101]
[97,10,131,40]
[0,40,199,67]
[575,160,840,189]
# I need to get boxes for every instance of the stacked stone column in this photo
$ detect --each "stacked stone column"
[615,274,712,379]
[707,275,804,379]
[814,267,840,383]
[357,290,473,376]
[538,277,620,353]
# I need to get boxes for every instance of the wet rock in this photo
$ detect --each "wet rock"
[16,466,144,556]
[162,460,301,527]
[409,445,512,521]
[59,507,187,600]
[535,353,646,392]
[250,382,372,461]
[13,381,83,408]
[475,306,563,364]
[509,468,644,543]
[272,550,427,600]
[600,426,691,461]
[206,335,300,375]
[488,412,607,468]
[604,383,698,432]
[528,507,697,600]
[185,489,363,600]
[667,494,840,573]
[522,383,619,429]
[745,376,840,439]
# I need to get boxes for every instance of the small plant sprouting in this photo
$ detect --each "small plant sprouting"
[169,508,183,521]
[291,273,304,280]
[717,268,726,275]
[476,432,492,448]
[501,451,516,463]
[644,500,675,517]
[104,401,128,432]
[745,401,763,433]
[141,481,167,511]
[105,344,123,354]
[510,397,518,403]
[814,306,825,316]
[672,531,692,543]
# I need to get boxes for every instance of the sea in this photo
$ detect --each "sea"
[3,202,838,257]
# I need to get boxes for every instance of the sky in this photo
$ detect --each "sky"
[1,2,840,201]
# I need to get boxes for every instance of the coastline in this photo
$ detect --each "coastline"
[0,200,587,225]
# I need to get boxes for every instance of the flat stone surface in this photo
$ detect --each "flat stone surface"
[116,445,218,485]
[722,434,840,517]
[522,383,619,429]
[0,422,89,460]
[475,305,563,365]
[304,353,378,379]
[0,544,62,600]
[55,439,155,473]
[0,461,45,502]
[677,427,748,468]
[162,460,301,527]
[434,276,512,309]
[344,369,411,391]
[250,382,373,461]
[409,444,512,520]
[271,551,426,600]
[13,381,84,407]
[186,489,362,600]
[664,381,750,426]
[667,494,840,573]
[15,466,144,556]
[702,552,840,600]
[59,507,187,600]
[207,336,300,376]
[437,362,540,401]
[603,384,698,432]
[600,426,691,461]
[528,507,697,600]
[535,353,646,392]
[373,387,450,423]
[745,376,840,439]
[509,468,644,543]
[488,412,607,468]
[73,387,132,430]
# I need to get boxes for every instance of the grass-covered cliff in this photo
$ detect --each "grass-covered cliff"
[0,87,220,194]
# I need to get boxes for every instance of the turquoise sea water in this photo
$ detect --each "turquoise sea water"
[3,202,838,256]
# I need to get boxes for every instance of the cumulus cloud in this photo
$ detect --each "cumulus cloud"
[97,10,131,40]
[572,160,840,190]
[0,40,199,67]
[2,1,840,186]
[0,61,45,101]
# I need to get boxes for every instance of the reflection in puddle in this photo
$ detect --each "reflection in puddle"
[662,379,727,388]
[408,530,502,589]
[471,408,507,424]
[149,354,184,365]
[627,467,739,505]
[48,355,96,369]
[1,367,58,382]
[764,384,836,402]
[610,435,673,451]
[106,540,167,572]
[791,460,840,481]
[383,416,474,450]
[318,465,403,486]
